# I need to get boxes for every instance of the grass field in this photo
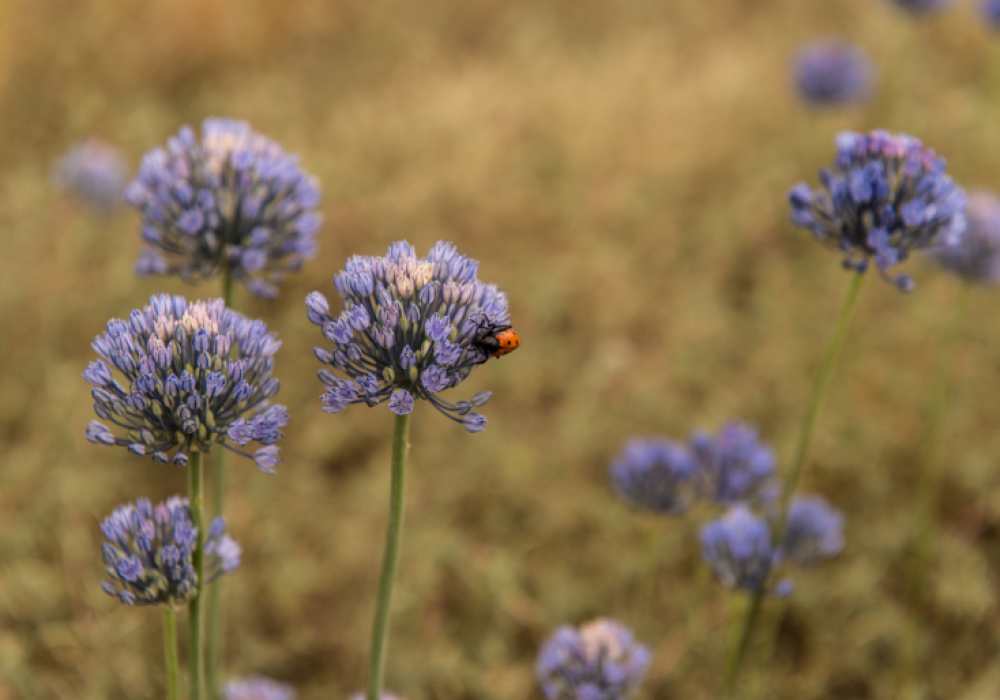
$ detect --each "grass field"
[3,0,1000,698]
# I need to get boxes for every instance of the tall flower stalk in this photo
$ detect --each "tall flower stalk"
[162,607,180,700]
[189,451,207,699]
[307,241,516,700]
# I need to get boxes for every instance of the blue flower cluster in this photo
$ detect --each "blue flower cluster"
[100,497,240,608]
[52,138,128,212]
[793,40,873,106]
[789,130,967,291]
[610,422,777,514]
[536,619,651,700]
[984,0,1000,27]
[84,294,287,472]
[925,190,1000,284]
[307,240,510,431]
[125,118,322,299]
[223,677,296,700]
[887,0,951,13]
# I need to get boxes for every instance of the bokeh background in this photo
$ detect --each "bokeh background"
[3,0,1000,698]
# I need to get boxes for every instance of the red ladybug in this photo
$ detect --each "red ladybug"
[471,320,521,360]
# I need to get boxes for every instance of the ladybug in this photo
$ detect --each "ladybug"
[470,319,521,361]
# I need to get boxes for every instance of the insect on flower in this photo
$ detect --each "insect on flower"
[470,318,521,361]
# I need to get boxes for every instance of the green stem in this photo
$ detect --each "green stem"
[636,521,662,641]
[162,607,180,700]
[896,281,971,693]
[189,451,205,700]
[207,266,235,699]
[718,272,865,700]
[366,413,412,700]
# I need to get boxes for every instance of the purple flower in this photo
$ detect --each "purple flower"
[307,241,511,431]
[780,495,844,566]
[793,40,873,106]
[100,497,239,607]
[536,619,651,700]
[886,0,951,13]
[52,138,128,212]
[789,130,967,291]
[84,295,287,472]
[983,0,1000,27]
[690,422,777,506]
[125,118,321,299]
[610,438,698,515]
[700,506,782,594]
[222,677,295,700]
[925,190,1000,284]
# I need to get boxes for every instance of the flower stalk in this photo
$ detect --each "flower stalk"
[162,607,180,700]
[189,451,205,700]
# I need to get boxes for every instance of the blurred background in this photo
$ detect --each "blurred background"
[3,0,1000,698]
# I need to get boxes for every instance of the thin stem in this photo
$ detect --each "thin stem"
[718,271,865,700]
[189,451,205,700]
[207,266,235,699]
[162,607,180,700]
[636,521,662,641]
[896,281,971,693]
[366,412,412,700]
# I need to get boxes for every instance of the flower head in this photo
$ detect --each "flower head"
[52,138,128,212]
[691,422,777,506]
[983,0,1000,27]
[223,677,295,700]
[537,619,651,700]
[925,190,1000,284]
[700,505,782,594]
[308,241,510,431]
[125,118,321,299]
[781,495,844,566]
[84,294,287,472]
[610,438,698,515]
[789,130,967,291]
[100,496,240,607]
[887,0,951,13]
[793,40,873,106]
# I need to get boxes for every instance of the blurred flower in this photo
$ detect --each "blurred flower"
[223,677,295,700]
[348,693,403,700]
[886,0,951,13]
[52,138,128,212]
[609,438,698,515]
[793,40,873,106]
[691,422,777,506]
[308,241,511,431]
[536,619,651,700]
[125,118,321,299]
[925,190,1000,284]
[983,0,1000,28]
[780,495,845,566]
[700,505,784,594]
[100,496,240,607]
[789,130,967,291]
[84,294,287,473]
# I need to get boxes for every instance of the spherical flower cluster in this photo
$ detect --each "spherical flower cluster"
[52,138,128,212]
[887,0,951,13]
[307,241,511,432]
[536,619,651,700]
[223,678,296,700]
[690,422,777,506]
[609,438,698,515]
[789,130,967,291]
[925,190,1000,284]
[84,294,287,473]
[793,40,873,106]
[780,496,845,567]
[983,0,1000,28]
[100,496,241,607]
[124,118,322,299]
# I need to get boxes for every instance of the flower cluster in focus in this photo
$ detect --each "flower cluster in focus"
[52,138,128,212]
[100,497,240,607]
[793,40,873,106]
[308,241,511,432]
[536,619,651,700]
[925,190,1000,284]
[125,118,322,299]
[84,294,287,473]
[789,130,967,291]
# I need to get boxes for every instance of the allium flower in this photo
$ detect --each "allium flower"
[100,496,240,607]
[983,0,1000,27]
[223,677,295,700]
[789,130,967,291]
[691,423,777,506]
[84,294,287,473]
[793,40,873,106]
[536,619,651,700]
[925,190,1000,284]
[886,0,951,13]
[700,506,784,594]
[610,438,698,515]
[307,241,511,431]
[52,138,128,212]
[125,118,321,299]
[780,495,844,566]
